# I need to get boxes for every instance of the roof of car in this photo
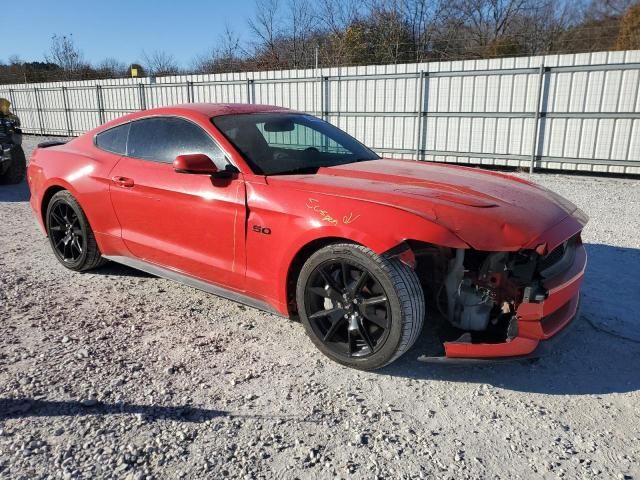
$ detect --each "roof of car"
[91,103,295,134]
[143,103,291,117]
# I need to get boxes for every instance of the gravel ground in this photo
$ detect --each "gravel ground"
[1,135,639,480]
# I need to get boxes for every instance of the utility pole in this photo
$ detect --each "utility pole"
[315,46,319,70]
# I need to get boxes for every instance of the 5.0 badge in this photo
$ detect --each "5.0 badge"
[252,225,272,235]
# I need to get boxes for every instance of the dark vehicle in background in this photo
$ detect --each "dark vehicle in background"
[0,98,26,185]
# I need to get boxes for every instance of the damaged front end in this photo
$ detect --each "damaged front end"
[410,233,586,361]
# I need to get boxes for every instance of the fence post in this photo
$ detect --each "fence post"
[315,74,321,117]
[187,81,194,103]
[322,76,329,121]
[530,64,549,173]
[7,88,16,112]
[138,83,147,110]
[96,85,105,125]
[415,70,428,161]
[246,79,254,103]
[335,75,342,122]
[33,87,45,135]
[61,86,73,136]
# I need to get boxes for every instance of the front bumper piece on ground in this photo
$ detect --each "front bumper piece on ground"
[419,243,587,363]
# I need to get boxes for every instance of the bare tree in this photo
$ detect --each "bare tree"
[142,50,180,76]
[194,25,246,73]
[96,58,128,78]
[7,0,636,84]
[319,0,359,35]
[249,0,284,66]
[249,0,322,69]
[288,0,315,67]
[585,0,637,20]
[398,0,451,61]
[362,2,409,63]
[511,1,577,55]
[317,0,367,65]
[616,3,640,49]
[218,25,244,61]
[46,34,85,78]
[427,0,576,58]
[8,55,22,66]
[449,0,528,48]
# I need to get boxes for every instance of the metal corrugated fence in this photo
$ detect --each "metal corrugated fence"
[3,50,640,174]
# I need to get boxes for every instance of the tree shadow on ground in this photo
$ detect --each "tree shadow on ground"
[381,243,640,396]
[0,180,30,202]
[0,398,319,425]
[0,398,226,423]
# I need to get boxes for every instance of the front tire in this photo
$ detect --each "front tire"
[0,146,26,185]
[46,190,106,271]
[296,243,425,370]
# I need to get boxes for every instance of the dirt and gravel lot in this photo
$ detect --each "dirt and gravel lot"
[1,135,639,480]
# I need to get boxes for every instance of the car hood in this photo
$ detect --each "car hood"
[268,158,587,251]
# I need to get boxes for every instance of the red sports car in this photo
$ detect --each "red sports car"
[27,103,587,370]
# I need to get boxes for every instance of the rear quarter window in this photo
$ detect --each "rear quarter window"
[95,123,130,155]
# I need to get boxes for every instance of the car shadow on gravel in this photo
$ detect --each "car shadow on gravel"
[0,398,226,423]
[0,180,30,202]
[381,243,640,396]
[91,262,154,278]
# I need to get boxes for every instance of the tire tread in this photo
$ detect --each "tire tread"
[48,190,107,271]
[299,242,425,369]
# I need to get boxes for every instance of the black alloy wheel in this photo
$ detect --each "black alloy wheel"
[304,259,391,358]
[45,190,107,271]
[48,201,84,264]
[297,243,425,370]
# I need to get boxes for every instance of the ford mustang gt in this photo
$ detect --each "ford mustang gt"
[27,103,587,370]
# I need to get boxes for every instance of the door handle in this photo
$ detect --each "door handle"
[112,176,134,187]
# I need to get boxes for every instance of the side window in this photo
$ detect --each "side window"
[95,123,130,155]
[127,117,226,167]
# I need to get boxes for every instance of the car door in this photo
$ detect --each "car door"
[108,116,246,289]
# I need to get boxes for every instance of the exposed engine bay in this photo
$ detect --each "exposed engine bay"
[410,235,579,347]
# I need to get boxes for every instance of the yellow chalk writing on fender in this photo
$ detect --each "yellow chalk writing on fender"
[306,198,359,226]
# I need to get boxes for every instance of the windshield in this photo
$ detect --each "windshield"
[212,113,379,175]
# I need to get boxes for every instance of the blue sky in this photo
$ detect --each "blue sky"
[5,0,257,67]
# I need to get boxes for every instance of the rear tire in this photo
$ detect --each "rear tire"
[296,243,425,370]
[46,190,107,271]
[0,146,26,185]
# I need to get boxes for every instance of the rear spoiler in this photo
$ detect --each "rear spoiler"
[37,140,69,148]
